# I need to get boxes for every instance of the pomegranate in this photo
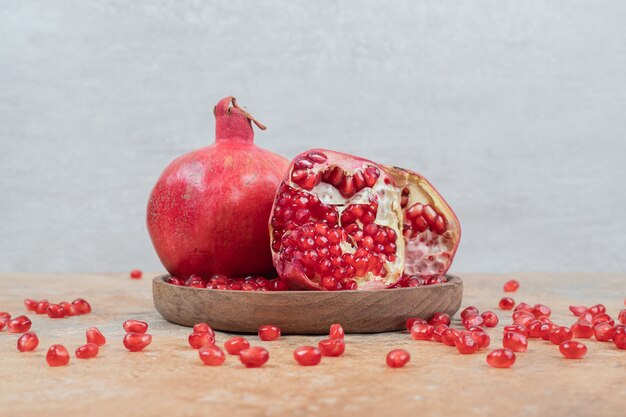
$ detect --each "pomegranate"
[268,149,460,290]
[147,96,289,279]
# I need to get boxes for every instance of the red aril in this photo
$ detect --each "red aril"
[461,306,480,320]
[167,276,185,286]
[578,312,594,323]
[514,302,533,313]
[198,345,226,366]
[318,338,345,357]
[532,304,551,318]
[528,320,544,338]
[549,326,573,345]
[503,280,519,292]
[75,343,99,359]
[559,341,587,359]
[513,313,534,329]
[386,349,411,368]
[503,324,529,338]
[86,327,106,346]
[571,321,594,338]
[587,304,606,316]
[428,312,451,326]
[35,300,49,315]
[613,327,626,349]
[60,302,77,316]
[539,323,557,340]
[411,323,434,340]
[147,97,289,279]
[130,269,143,279]
[72,298,91,315]
[569,305,588,316]
[406,318,427,330]
[123,333,152,352]
[499,297,515,310]
[194,323,215,337]
[188,332,215,349]
[455,331,480,354]
[328,323,345,339]
[432,324,449,342]
[591,313,614,326]
[17,332,39,352]
[463,314,484,329]
[593,322,615,342]
[8,315,31,333]
[503,332,528,352]
[486,348,515,368]
[46,303,65,319]
[24,299,38,311]
[441,328,460,346]
[0,317,7,331]
[470,329,491,348]
[224,337,250,355]
[0,312,10,320]
[239,346,269,368]
[46,344,70,366]
[258,325,281,341]
[481,311,499,328]
[619,309,626,325]
[123,320,148,334]
[293,346,322,366]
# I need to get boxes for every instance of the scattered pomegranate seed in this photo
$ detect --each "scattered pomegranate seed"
[17,332,39,352]
[123,319,148,334]
[35,300,49,314]
[539,323,557,340]
[593,322,616,342]
[503,332,528,352]
[123,333,152,352]
[569,305,588,316]
[46,303,65,319]
[486,348,515,368]
[432,324,449,342]
[499,297,515,310]
[293,346,322,366]
[455,331,480,354]
[0,317,7,331]
[24,299,38,312]
[410,323,434,340]
[239,346,269,368]
[188,332,215,349]
[441,328,459,346]
[481,311,499,328]
[72,298,91,314]
[463,314,484,329]
[130,269,143,279]
[460,306,479,320]
[503,324,529,338]
[527,320,544,338]
[571,321,594,338]
[559,341,587,359]
[86,327,106,346]
[405,317,427,330]
[578,312,593,323]
[318,338,345,357]
[386,349,411,368]
[532,304,551,318]
[591,313,614,326]
[258,325,281,341]
[619,310,626,325]
[470,329,491,348]
[8,315,32,333]
[613,327,626,349]
[329,323,345,339]
[46,344,70,366]
[514,302,533,313]
[587,304,606,316]
[193,323,215,337]
[0,312,10,321]
[224,337,250,355]
[75,343,99,359]
[198,344,226,366]
[167,276,185,286]
[503,279,519,292]
[549,326,573,345]
[428,312,451,326]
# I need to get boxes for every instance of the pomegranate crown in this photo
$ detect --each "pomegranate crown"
[214,96,266,144]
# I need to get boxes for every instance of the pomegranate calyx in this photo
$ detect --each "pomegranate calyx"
[214,96,266,144]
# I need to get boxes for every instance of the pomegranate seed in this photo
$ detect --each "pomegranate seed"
[75,343,99,359]
[35,300,49,314]
[224,337,250,355]
[571,321,594,338]
[559,341,587,359]
[455,331,480,354]
[428,312,451,326]
[24,299,38,311]
[593,322,616,342]
[194,322,215,337]
[123,333,152,351]
[386,349,411,368]
[527,320,543,338]
[503,324,529,338]
[460,306,479,320]
[513,314,534,328]
[46,303,65,319]
[569,305,588,316]
[17,332,39,352]
[86,327,106,346]
[503,279,519,292]
[486,348,515,368]
[123,319,148,334]
[619,310,626,325]
[432,324,449,342]
[503,332,528,352]
[591,313,614,326]
[532,304,551,318]
[0,312,10,321]
[481,311,499,328]
[72,298,91,315]
[470,329,491,348]
[329,323,344,339]
[188,332,215,349]
[239,346,269,368]
[406,317,427,330]
[549,326,573,345]
[539,323,557,340]
[613,327,626,349]
[410,323,434,340]
[258,325,281,341]
[587,304,606,316]
[441,328,459,346]
[0,317,7,331]
[8,315,32,333]
[318,338,345,357]
[463,314,484,329]
[46,344,70,366]
[499,297,515,310]
[578,312,594,323]
[167,276,185,286]
[130,269,143,279]
[514,302,533,313]
[198,344,226,366]
[294,346,322,366]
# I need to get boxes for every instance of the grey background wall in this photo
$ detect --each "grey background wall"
[1,0,625,274]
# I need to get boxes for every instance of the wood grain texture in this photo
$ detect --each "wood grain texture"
[0,273,625,417]
[153,275,463,334]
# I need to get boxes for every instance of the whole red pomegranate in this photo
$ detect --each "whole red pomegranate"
[147,97,289,278]
[269,149,460,290]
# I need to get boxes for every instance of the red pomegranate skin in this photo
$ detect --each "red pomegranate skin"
[147,97,289,278]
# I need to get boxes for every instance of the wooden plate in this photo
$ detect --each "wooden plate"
[153,274,463,334]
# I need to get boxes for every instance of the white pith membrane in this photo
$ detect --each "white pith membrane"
[385,166,461,277]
